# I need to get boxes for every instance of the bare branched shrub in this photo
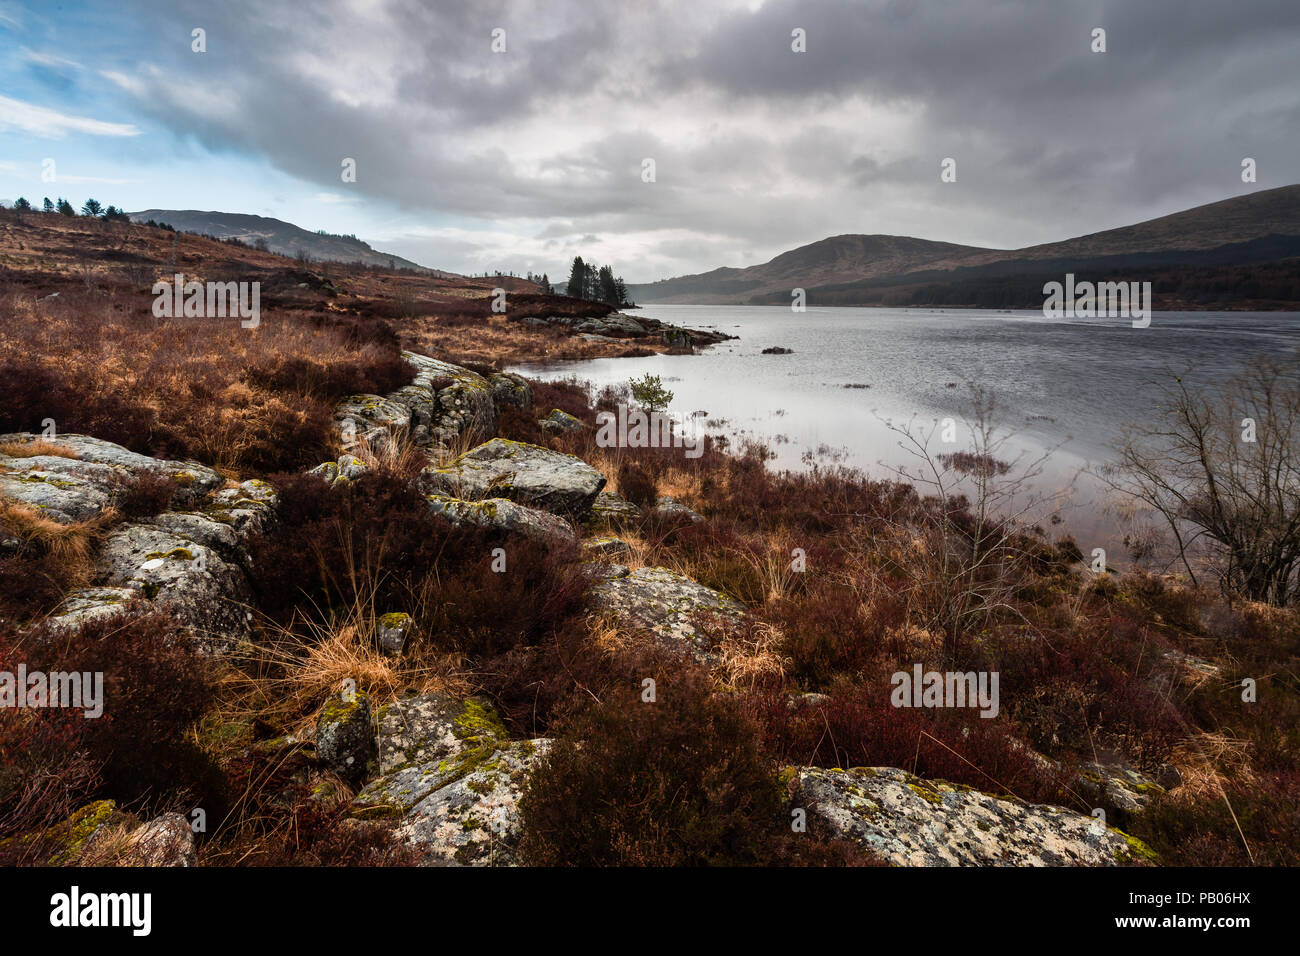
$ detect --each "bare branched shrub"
[876,386,1067,665]
[1107,353,1300,605]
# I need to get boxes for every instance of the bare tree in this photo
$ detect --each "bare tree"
[1107,353,1300,606]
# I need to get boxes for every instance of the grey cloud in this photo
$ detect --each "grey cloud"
[66,0,1300,277]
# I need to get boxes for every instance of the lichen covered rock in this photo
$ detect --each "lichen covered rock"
[425,493,577,547]
[376,612,413,657]
[586,489,642,527]
[352,694,547,866]
[0,433,222,521]
[315,688,375,785]
[587,565,745,658]
[96,523,253,654]
[420,438,606,519]
[538,408,585,433]
[488,371,533,411]
[792,766,1157,867]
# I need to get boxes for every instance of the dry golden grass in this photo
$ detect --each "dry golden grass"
[0,283,406,473]
[402,314,668,367]
[717,621,790,691]
[225,611,460,741]
[76,823,139,866]
[0,499,116,577]
[1169,732,1257,799]
[0,440,80,460]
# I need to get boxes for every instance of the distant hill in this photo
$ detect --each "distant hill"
[628,185,1300,309]
[129,209,455,276]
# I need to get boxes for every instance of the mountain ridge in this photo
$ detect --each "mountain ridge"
[628,185,1300,306]
[129,208,452,276]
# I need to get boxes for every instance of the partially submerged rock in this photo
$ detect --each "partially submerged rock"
[420,438,606,519]
[588,565,745,658]
[791,766,1156,867]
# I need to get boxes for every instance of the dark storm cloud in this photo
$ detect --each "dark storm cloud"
[83,0,1300,276]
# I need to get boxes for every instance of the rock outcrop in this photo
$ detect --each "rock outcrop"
[511,311,734,349]
[330,352,499,459]
[588,566,746,658]
[538,408,585,433]
[426,493,578,547]
[790,766,1157,867]
[1,434,275,653]
[587,489,642,527]
[420,438,606,519]
[0,433,223,521]
[353,693,548,866]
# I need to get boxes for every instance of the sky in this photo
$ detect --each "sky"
[2,0,1298,282]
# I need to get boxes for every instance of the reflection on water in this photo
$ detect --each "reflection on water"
[511,305,1300,552]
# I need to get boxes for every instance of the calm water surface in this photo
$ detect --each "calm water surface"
[512,306,1300,547]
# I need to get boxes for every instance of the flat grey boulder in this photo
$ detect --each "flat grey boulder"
[0,464,118,523]
[587,566,745,657]
[426,493,577,547]
[43,587,139,633]
[792,766,1157,867]
[420,439,606,519]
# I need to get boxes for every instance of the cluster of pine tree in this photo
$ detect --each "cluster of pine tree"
[564,256,632,306]
[10,197,131,221]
